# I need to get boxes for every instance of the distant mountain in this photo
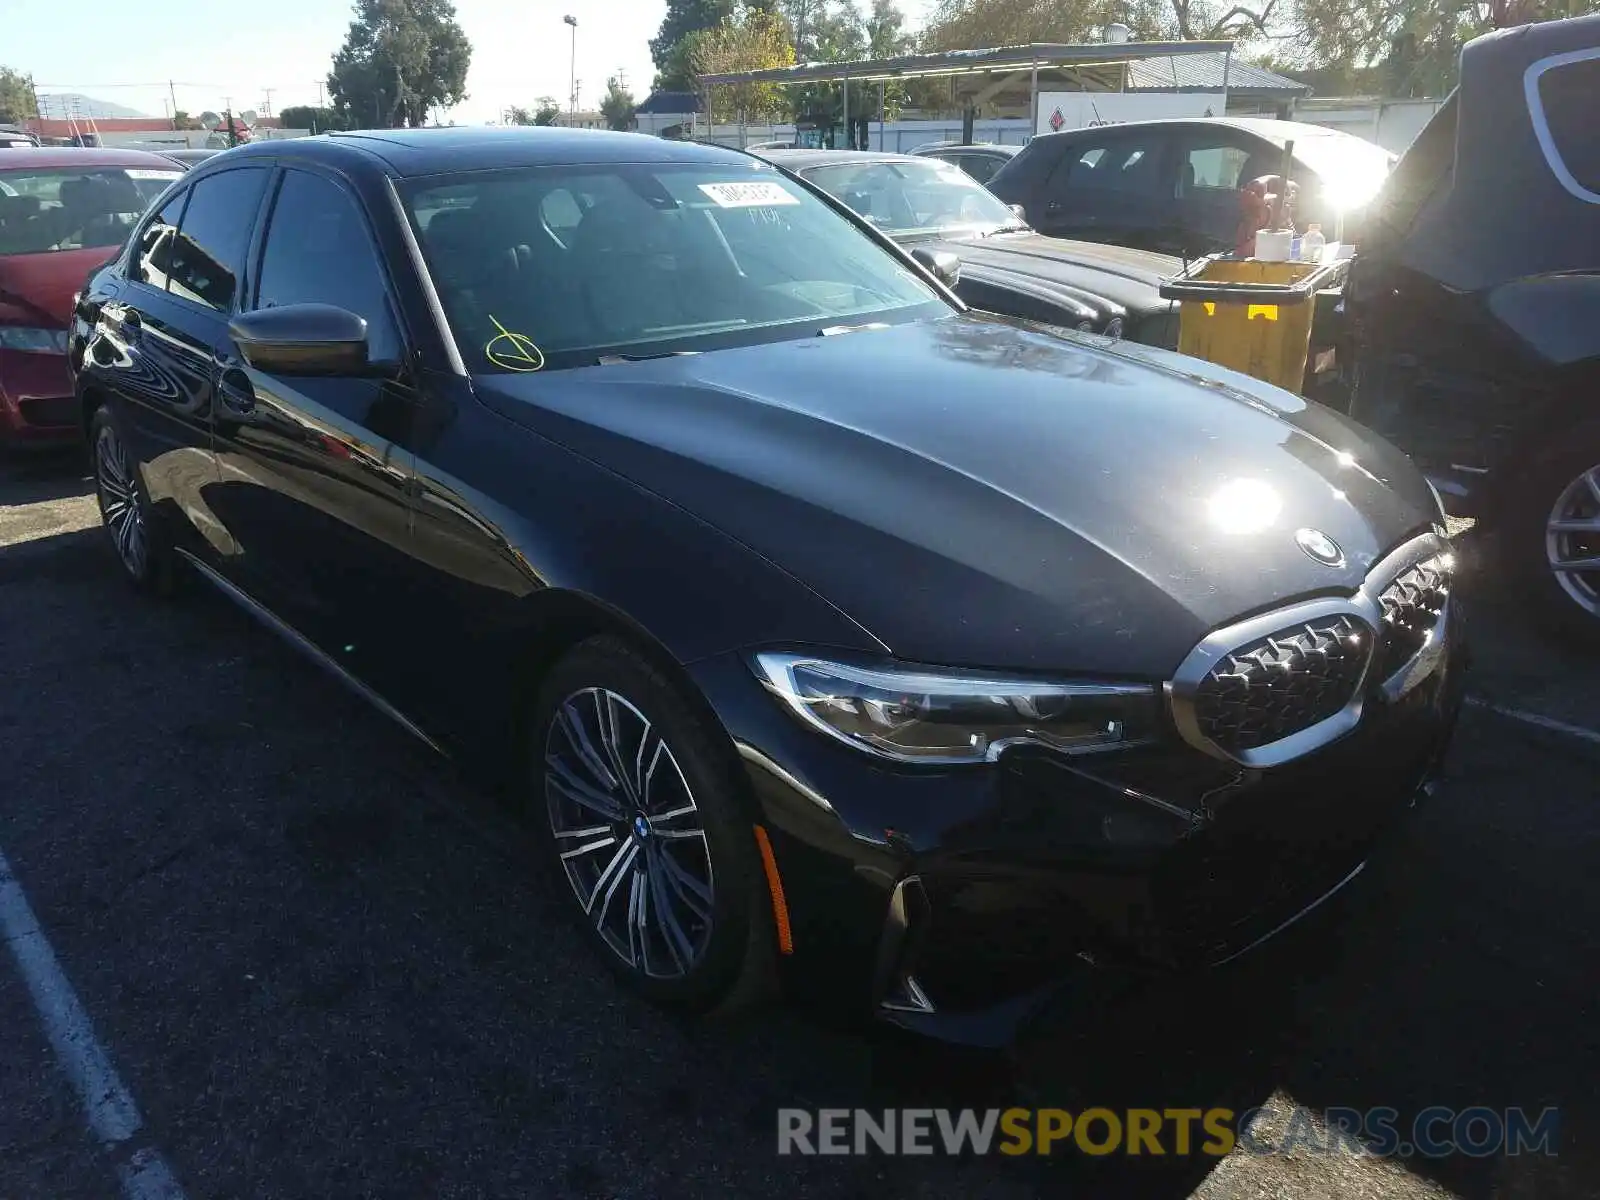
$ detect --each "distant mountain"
[35,93,150,120]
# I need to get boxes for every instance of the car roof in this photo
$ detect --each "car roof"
[1029,116,1377,148]
[916,143,1018,155]
[0,146,185,171]
[760,148,942,170]
[212,126,763,178]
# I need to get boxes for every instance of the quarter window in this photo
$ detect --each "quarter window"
[254,169,401,363]
[165,167,269,313]
[132,191,186,289]
[1533,54,1599,200]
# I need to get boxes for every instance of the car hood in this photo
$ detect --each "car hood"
[935,232,1181,316]
[0,248,116,327]
[477,315,1435,677]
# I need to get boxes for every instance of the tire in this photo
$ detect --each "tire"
[89,405,172,594]
[1503,434,1600,649]
[528,635,769,1012]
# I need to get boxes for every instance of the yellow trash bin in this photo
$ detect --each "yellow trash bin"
[1159,256,1345,393]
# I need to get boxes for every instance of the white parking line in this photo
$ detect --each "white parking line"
[1466,696,1600,748]
[0,845,187,1200]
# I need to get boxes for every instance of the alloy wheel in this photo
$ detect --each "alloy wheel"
[544,687,715,979]
[1546,464,1600,619]
[95,423,147,578]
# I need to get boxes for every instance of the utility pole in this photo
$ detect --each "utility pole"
[262,88,274,118]
[317,80,326,109]
[27,73,41,131]
[564,14,578,115]
[168,80,178,126]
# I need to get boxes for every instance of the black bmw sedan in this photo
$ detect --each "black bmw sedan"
[70,127,1462,1041]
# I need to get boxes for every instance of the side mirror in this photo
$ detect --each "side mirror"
[1008,203,1027,222]
[911,246,961,289]
[228,303,369,376]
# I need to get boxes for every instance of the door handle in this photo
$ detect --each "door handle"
[216,367,255,416]
[1045,200,1063,213]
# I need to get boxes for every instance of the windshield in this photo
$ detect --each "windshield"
[404,162,948,374]
[801,158,1021,238]
[0,166,180,256]
[1289,130,1396,213]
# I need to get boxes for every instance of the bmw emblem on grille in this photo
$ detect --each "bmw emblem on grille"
[1295,528,1345,567]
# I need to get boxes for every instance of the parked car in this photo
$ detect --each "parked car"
[911,141,1019,185]
[71,127,1461,1041]
[157,147,223,170]
[0,125,40,149]
[0,147,183,448]
[760,148,1180,346]
[1345,13,1600,642]
[989,117,1395,257]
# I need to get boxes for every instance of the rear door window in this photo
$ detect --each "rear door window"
[1530,52,1599,202]
[165,167,269,313]
[1047,133,1168,198]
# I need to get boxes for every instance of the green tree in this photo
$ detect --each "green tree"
[170,109,205,131]
[652,0,735,89]
[0,67,37,124]
[600,77,638,130]
[328,0,472,129]
[1286,0,1596,95]
[690,4,797,122]
[278,104,344,132]
[534,97,562,125]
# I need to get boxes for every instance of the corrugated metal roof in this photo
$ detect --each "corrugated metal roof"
[1126,52,1309,96]
[698,39,1234,86]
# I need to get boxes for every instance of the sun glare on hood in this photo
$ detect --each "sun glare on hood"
[1207,478,1283,535]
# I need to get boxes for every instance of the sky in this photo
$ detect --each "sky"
[5,0,939,126]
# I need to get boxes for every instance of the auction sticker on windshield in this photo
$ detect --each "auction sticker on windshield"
[126,169,184,181]
[699,181,799,208]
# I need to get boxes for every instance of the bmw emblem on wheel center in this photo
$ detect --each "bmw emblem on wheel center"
[1295,528,1346,567]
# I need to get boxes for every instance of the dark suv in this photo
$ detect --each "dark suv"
[1345,14,1600,641]
[989,117,1394,257]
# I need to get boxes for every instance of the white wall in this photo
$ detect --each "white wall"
[1290,99,1443,153]
[1033,91,1217,136]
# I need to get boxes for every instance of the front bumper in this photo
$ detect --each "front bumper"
[689,594,1464,1044]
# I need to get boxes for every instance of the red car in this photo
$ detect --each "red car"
[1,148,183,448]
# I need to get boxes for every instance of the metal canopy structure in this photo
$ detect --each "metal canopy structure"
[697,39,1235,86]
[696,38,1238,148]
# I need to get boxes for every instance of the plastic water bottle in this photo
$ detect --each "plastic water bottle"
[1300,223,1326,263]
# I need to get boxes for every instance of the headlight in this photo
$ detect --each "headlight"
[0,327,69,354]
[752,653,1159,764]
[1103,316,1124,340]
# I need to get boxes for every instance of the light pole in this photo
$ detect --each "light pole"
[563,15,578,119]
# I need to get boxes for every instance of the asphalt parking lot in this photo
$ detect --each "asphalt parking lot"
[2,448,1597,1200]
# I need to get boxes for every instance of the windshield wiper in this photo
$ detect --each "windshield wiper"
[594,351,701,365]
[981,222,1031,237]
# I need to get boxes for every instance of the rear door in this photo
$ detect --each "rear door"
[96,166,271,551]
[1031,128,1177,250]
[207,164,423,695]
